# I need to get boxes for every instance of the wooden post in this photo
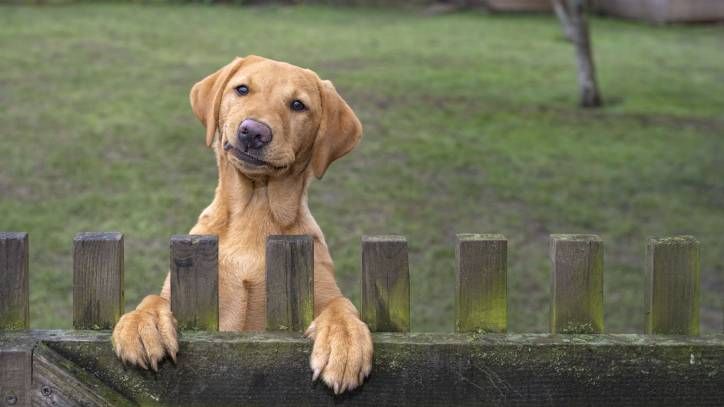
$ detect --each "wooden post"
[455,234,507,333]
[265,235,314,332]
[170,235,219,331]
[550,234,604,334]
[73,232,124,330]
[0,348,32,407]
[361,235,410,332]
[645,236,700,335]
[0,232,29,330]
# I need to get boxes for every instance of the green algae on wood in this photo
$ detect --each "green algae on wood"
[361,236,410,332]
[645,236,700,335]
[455,234,507,333]
[550,234,604,334]
[32,342,135,406]
[2,330,717,407]
[171,235,219,331]
[0,232,29,330]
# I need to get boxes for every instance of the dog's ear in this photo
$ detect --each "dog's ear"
[311,80,362,179]
[190,57,246,147]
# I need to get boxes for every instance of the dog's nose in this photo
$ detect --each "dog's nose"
[237,119,272,150]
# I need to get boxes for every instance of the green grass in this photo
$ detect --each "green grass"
[1,3,722,333]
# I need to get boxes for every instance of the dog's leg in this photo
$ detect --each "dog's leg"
[111,275,178,371]
[306,259,373,394]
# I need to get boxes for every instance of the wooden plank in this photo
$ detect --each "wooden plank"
[73,232,124,330]
[361,236,410,332]
[32,343,134,407]
[170,235,219,331]
[455,234,507,333]
[265,235,314,332]
[645,236,700,335]
[0,232,29,330]
[0,347,31,407]
[550,234,604,334]
[2,330,718,407]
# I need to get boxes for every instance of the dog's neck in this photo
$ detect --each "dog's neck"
[209,145,312,232]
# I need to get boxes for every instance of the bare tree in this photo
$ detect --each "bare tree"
[552,0,602,108]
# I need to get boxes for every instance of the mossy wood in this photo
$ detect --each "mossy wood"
[265,235,314,332]
[170,235,219,331]
[645,236,700,335]
[361,236,410,332]
[32,343,134,406]
[0,232,29,330]
[72,233,124,330]
[550,234,604,334]
[455,234,507,333]
[1,331,723,406]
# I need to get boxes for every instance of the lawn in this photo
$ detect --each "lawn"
[1,3,722,332]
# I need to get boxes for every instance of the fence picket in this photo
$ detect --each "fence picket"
[645,236,700,335]
[0,232,29,330]
[265,235,314,332]
[455,234,507,333]
[170,235,219,331]
[550,234,604,334]
[361,235,410,332]
[73,232,124,330]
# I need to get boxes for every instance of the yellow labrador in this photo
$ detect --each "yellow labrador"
[112,55,373,394]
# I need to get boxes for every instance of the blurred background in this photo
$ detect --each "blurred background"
[1,0,722,333]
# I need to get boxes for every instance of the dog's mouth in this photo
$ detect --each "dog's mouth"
[223,140,285,170]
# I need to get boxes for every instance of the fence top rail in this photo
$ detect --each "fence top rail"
[2,330,724,347]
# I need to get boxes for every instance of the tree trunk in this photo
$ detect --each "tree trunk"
[552,0,603,108]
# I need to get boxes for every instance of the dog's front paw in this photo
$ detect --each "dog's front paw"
[111,295,178,371]
[305,297,373,394]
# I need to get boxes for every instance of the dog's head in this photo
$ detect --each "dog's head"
[190,55,362,179]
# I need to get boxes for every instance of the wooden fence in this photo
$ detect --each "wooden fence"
[0,231,722,406]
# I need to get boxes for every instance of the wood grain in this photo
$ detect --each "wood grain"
[0,347,32,407]
[265,235,314,332]
[170,235,219,331]
[550,234,604,334]
[0,232,29,330]
[361,236,410,332]
[645,236,700,335]
[455,234,507,333]
[32,343,134,407]
[73,232,124,330]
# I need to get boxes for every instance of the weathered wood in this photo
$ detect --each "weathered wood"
[645,236,700,335]
[361,236,410,332]
[455,234,507,333]
[0,232,29,330]
[73,232,124,330]
[170,235,219,331]
[0,347,31,407]
[265,235,314,332]
[550,234,604,334]
[32,343,134,407]
[1,330,720,407]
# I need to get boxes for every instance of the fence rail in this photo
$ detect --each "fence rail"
[1,231,722,406]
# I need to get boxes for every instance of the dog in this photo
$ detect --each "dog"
[111,55,373,394]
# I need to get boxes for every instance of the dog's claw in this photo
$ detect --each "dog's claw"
[304,321,316,338]
[334,382,341,395]
[312,368,321,381]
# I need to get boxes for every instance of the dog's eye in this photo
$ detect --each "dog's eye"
[235,85,249,96]
[290,100,306,112]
